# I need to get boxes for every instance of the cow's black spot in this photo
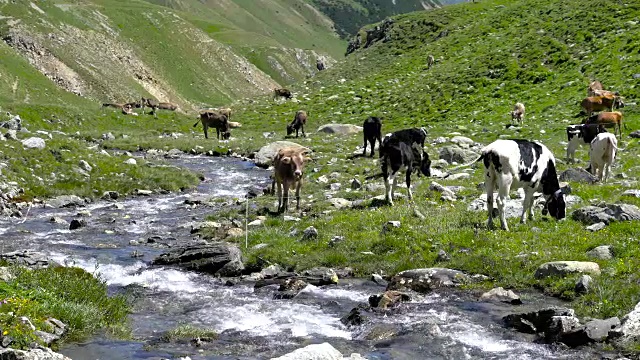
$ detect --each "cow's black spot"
[512,139,542,182]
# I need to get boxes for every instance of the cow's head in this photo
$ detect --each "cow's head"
[420,152,432,177]
[286,124,295,136]
[542,189,566,220]
[280,153,306,181]
[614,96,625,109]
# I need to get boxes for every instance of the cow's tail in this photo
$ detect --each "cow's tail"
[447,153,485,172]
[193,118,201,128]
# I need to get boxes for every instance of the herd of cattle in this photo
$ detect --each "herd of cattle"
[102,80,628,230]
[269,80,628,231]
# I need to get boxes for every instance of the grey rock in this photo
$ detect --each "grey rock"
[450,136,474,145]
[274,278,308,300]
[611,301,640,344]
[101,191,119,200]
[629,130,640,139]
[21,137,46,149]
[134,189,153,196]
[302,226,318,241]
[329,236,344,247]
[561,317,620,347]
[69,219,86,230]
[413,208,425,220]
[302,267,339,283]
[0,267,14,282]
[260,264,284,279]
[429,181,456,198]
[503,307,576,334]
[329,198,352,209]
[438,146,479,164]
[369,290,410,309]
[436,249,450,262]
[46,195,85,208]
[35,330,60,345]
[351,178,362,190]
[283,216,301,222]
[586,222,606,232]
[4,129,17,140]
[0,250,59,269]
[317,124,362,135]
[547,316,581,342]
[78,160,92,172]
[382,221,401,232]
[534,261,600,279]
[102,132,116,141]
[575,275,593,294]
[572,203,640,225]
[152,242,244,276]
[124,158,137,165]
[559,168,598,184]
[371,273,387,286]
[586,245,613,260]
[480,287,522,305]
[329,183,341,191]
[387,268,469,293]
[0,347,72,360]
[622,189,640,198]
[254,141,310,168]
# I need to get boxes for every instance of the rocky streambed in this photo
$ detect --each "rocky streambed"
[0,153,630,359]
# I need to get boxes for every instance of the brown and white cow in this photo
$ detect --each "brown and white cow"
[511,102,525,124]
[271,147,309,213]
[274,88,293,100]
[193,111,230,140]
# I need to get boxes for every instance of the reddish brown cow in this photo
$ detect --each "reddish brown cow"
[583,111,625,138]
[271,147,309,213]
[581,95,624,117]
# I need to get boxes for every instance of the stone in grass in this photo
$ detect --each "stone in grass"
[301,226,318,241]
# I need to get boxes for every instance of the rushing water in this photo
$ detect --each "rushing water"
[0,155,599,359]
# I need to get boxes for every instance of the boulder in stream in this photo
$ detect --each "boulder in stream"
[387,268,470,293]
[152,242,244,276]
[270,342,364,360]
[0,347,71,360]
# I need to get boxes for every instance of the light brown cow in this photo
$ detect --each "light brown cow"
[583,111,625,138]
[271,147,309,213]
[587,80,603,97]
[427,55,435,68]
[581,95,624,117]
[511,102,525,124]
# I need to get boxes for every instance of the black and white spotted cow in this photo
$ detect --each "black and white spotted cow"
[463,139,566,231]
[380,128,431,205]
[566,123,606,162]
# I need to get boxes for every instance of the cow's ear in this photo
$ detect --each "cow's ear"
[303,157,312,162]
[281,156,291,164]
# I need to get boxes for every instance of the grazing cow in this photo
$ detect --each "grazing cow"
[511,102,525,124]
[271,147,309,213]
[583,111,625,138]
[427,55,435,68]
[316,58,325,71]
[157,102,177,111]
[588,133,618,183]
[287,110,307,138]
[581,95,624,117]
[587,80,603,97]
[380,128,431,206]
[193,111,230,140]
[362,116,382,157]
[121,103,139,116]
[459,139,566,231]
[274,88,293,100]
[566,123,607,162]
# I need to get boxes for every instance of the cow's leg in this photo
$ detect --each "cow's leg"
[295,180,302,210]
[203,124,209,139]
[391,170,399,201]
[486,173,496,229]
[566,140,578,163]
[497,174,513,231]
[216,128,221,140]
[282,181,291,213]
[521,186,536,224]
[276,181,283,212]
[363,135,368,156]
[374,136,381,157]
[382,159,393,205]
[153,107,157,119]
[603,163,610,183]
[405,166,413,201]
[295,128,299,138]
[301,124,305,137]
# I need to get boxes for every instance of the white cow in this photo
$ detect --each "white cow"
[588,133,618,183]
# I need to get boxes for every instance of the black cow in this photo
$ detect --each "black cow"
[362,116,382,157]
[274,88,293,100]
[380,128,431,206]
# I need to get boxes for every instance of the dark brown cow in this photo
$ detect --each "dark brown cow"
[271,147,309,213]
[583,111,625,138]
[157,102,177,111]
[102,103,124,109]
[287,110,307,138]
[362,116,382,157]
[273,88,293,100]
[193,111,230,140]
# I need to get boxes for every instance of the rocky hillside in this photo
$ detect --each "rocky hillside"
[0,0,346,110]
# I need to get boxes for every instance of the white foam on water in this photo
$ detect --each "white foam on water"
[33,229,72,237]
[199,297,351,339]
[298,285,370,302]
[0,227,9,236]
[48,253,206,293]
